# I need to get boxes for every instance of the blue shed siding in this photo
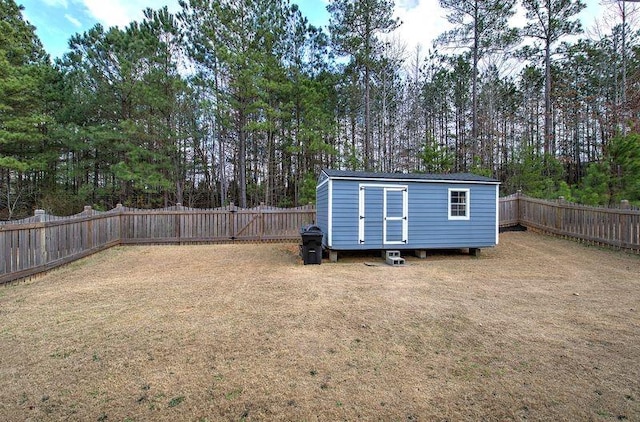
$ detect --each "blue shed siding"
[387,190,403,216]
[407,183,496,248]
[318,173,498,251]
[330,181,361,248]
[362,187,384,247]
[316,180,329,245]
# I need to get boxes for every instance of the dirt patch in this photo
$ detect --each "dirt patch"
[1,232,639,421]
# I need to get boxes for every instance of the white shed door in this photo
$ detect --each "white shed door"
[383,187,408,245]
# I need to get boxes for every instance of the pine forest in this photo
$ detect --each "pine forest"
[1,0,640,219]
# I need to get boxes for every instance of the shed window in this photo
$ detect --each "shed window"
[448,189,470,220]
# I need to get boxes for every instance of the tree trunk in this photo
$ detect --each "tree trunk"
[544,1,553,157]
[238,108,247,208]
[472,0,479,164]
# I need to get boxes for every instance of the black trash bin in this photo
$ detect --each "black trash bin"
[300,225,323,265]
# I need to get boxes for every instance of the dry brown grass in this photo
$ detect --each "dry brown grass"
[1,231,639,421]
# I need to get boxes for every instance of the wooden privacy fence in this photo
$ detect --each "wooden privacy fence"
[2,196,639,284]
[1,203,315,284]
[499,193,520,227]
[120,204,316,244]
[500,193,640,253]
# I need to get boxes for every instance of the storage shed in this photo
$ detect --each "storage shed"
[316,169,500,261]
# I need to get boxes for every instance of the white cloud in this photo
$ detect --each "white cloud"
[65,13,82,27]
[393,0,450,55]
[76,0,181,29]
[42,0,68,8]
[391,0,606,64]
[397,0,419,11]
[78,0,134,28]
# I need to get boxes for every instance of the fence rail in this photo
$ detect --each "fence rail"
[1,204,316,284]
[2,195,639,284]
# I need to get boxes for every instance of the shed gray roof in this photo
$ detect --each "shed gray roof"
[322,169,500,183]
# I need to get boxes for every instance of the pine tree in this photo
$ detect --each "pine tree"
[0,0,56,217]
[58,10,189,209]
[436,0,518,168]
[328,0,400,170]
[521,0,585,157]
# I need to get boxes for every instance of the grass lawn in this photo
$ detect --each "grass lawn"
[1,231,639,421]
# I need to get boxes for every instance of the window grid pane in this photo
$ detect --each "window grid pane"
[450,191,467,217]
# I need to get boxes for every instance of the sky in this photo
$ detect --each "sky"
[18,0,609,61]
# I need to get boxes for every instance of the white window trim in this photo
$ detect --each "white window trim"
[448,188,470,220]
[495,184,500,245]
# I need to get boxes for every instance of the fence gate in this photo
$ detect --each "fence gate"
[231,209,263,241]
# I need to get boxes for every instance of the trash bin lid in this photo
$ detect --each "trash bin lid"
[301,224,322,233]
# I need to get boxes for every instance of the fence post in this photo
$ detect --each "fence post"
[176,203,183,243]
[556,197,566,231]
[34,209,47,265]
[259,202,264,241]
[516,190,522,224]
[621,200,630,248]
[84,206,93,251]
[116,204,124,244]
[230,202,236,240]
